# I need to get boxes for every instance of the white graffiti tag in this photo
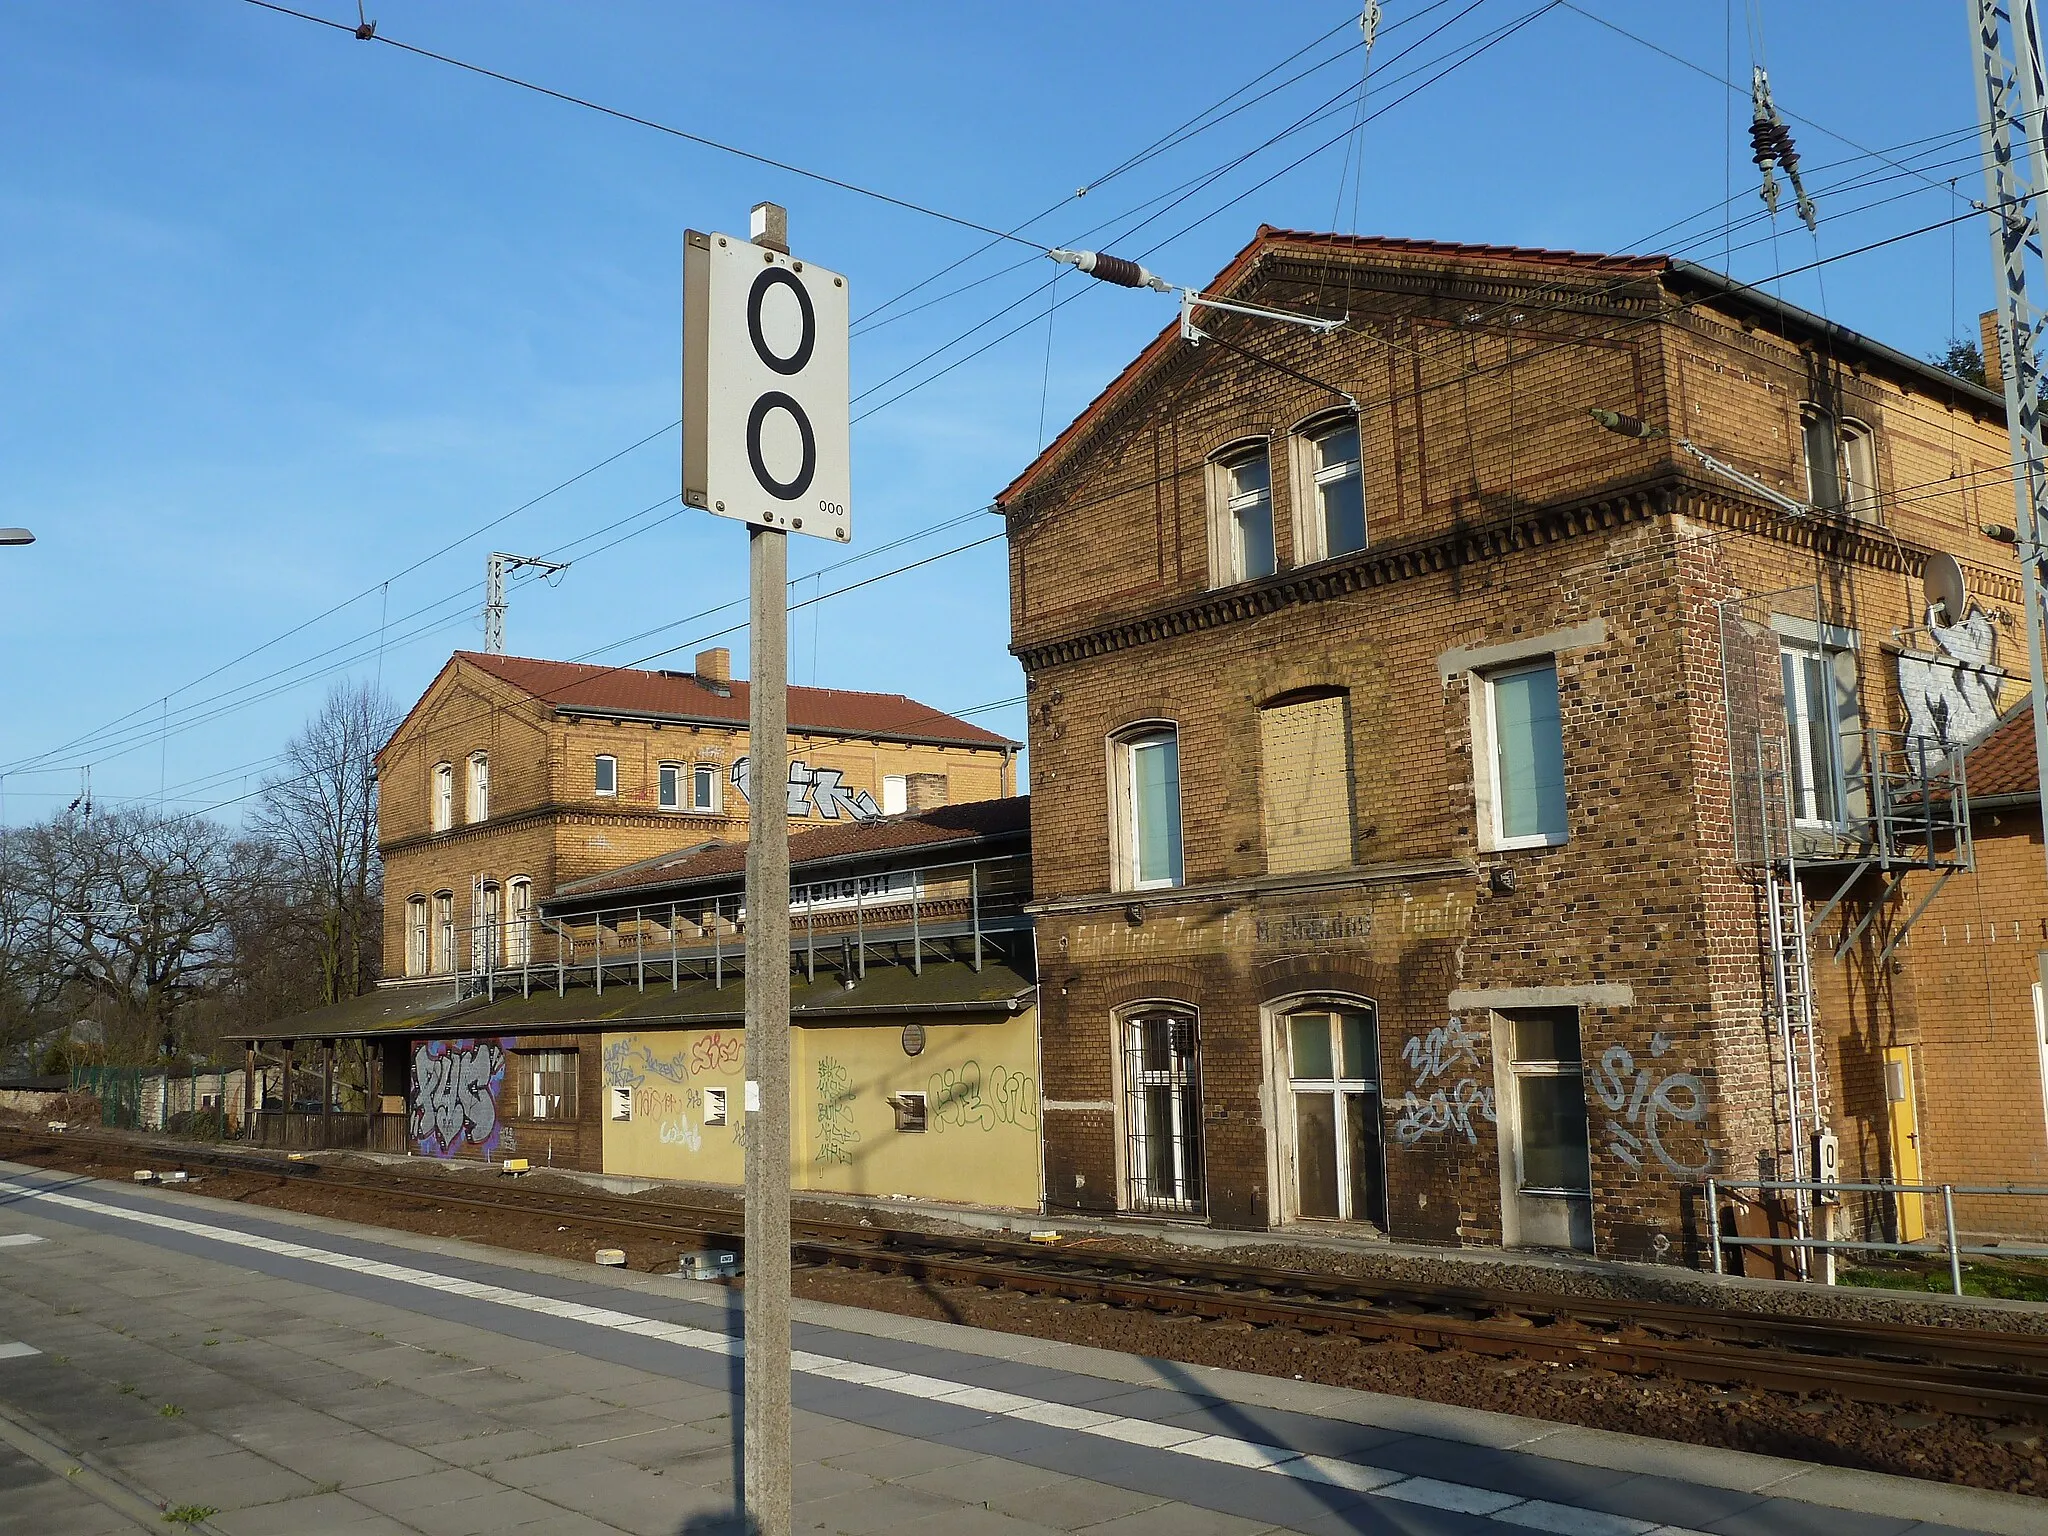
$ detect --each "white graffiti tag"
[1898,608,2005,758]
[1592,1032,1712,1174]
[730,757,883,821]
[1394,1017,1494,1146]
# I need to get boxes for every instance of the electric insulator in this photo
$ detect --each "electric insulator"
[1589,407,1656,439]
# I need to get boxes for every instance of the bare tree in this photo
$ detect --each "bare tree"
[251,681,394,1007]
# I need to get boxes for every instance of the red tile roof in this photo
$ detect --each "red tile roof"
[1965,706,2040,801]
[454,651,1015,749]
[550,794,1031,905]
[998,227,1671,506]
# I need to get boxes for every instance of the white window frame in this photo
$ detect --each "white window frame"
[467,751,489,824]
[1780,637,1854,828]
[1840,417,1877,519]
[431,762,454,834]
[594,753,617,798]
[433,890,454,975]
[882,774,908,815]
[1117,1006,1205,1216]
[658,760,684,811]
[691,762,721,813]
[1290,411,1365,564]
[475,880,501,973]
[1471,660,1569,851]
[890,1090,927,1132]
[405,896,429,978]
[1204,439,1276,587]
[1277,1000,1385,1227]
[1108,722,1184,891]
[505,877,533,967]
[1504,1010,1592,1200]
[704,1086,729,1127]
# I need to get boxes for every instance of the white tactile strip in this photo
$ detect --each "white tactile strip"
[0,1178,1709,1535]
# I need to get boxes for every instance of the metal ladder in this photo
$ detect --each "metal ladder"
[1763,863,1817,1275]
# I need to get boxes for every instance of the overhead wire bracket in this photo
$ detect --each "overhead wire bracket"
[1750,66,1818,233]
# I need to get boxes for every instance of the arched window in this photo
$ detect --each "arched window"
[506,877,533,967]
[658,761,683,811]
[1119,1007,1204,1214]
[1278,1001,1385,1227]
[476,880,501,973]
[1801,405,1843,514]
[405,896,429,978]
[433,891,455,974]
[1109,724,1182,890]
[467,752,489,823]
[1840,418,1877,518]
[431,762,454,834]
[1205,439,1275,586]
[1292,412,1365,561]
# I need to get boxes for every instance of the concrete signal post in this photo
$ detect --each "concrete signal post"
[682,202,851,1535]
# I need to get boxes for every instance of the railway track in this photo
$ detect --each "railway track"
[5,1123,2046,1422]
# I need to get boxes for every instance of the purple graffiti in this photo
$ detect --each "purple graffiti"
[411,1039,507,1158]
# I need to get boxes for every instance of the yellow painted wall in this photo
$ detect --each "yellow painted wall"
[600,1015,1041,1209]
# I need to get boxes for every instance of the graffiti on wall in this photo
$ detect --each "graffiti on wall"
[691,1032,743,1076]
[603,1038,691,1089]
[928,1062,1038,1132]
[1593,1033,1711,1175]
[1393,1017,1496,1147]
[731,757,883,821]
[1899,609,2005,756]
[411,1039,508,1158]
[815,1056,861,1166]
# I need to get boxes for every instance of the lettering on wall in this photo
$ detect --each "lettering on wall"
[927,1061,1038,1133]
[1593,1033,1712,1175]
[603,1039,691,1089]
[815,1055,860,1166]
[1898,609,2005,757]
[731,757,883,821]
[1255,913,1372,943]
[1393,1017,1495,1147]
[411,1039,509,1158]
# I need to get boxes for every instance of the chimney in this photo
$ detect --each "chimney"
[904,772,949,813]
[1981,310,2005,394]
[695,647,730,685]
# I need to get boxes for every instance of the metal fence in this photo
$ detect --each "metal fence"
[69,1063,247,1139]
[1706,1175,2048,1294]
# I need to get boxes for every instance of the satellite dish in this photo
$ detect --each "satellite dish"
[1924,551,1969,626]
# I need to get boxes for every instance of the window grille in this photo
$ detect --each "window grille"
[891,1091,927,1132]
[520,1049,577,1120]
[1122,1013,1205,1215]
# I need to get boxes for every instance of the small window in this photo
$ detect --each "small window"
[1781,639,1859,826]
[467,752,489,823]
[594,754,617,797]
[519,1050,578,1120]
[692,763,720,813]
[506,878,533,967]
[432,762,454,833]
[658,761,683,811]
[475,881,501,972]
[882,774,908,815]
[405,896,429,978]
[1479,661,1568,848]
[1840,419,1877,519]
[1507,1009,1591,1195]
[1297,416,1365,560]
[1224,448,1275,581]
[703,1086,728,1127]
[609,1084,634,1122]
[433,891,455,974]
[890,1091,926,1133]
[1802,406,1843,514]
[1111,726,1183,890]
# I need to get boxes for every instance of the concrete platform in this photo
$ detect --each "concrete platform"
[0,1159,2039,1536]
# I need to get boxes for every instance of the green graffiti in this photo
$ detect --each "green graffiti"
[815,1055,860,1167]
[928,1061,1038,1133]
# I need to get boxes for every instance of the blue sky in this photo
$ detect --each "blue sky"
[0,1,1985,824]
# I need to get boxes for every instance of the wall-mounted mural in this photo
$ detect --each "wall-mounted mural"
[1898,608,2005,756]
[731,757,883,820]
[411,1039,510,1158]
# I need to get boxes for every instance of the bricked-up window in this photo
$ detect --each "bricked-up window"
[405,896,429,978]
[518,1050,577,1120]
[1477,662,1568,849]
[1207,443,1276,585]
[658,761,683,810]
[1781,639,1856,826]
[1122,1012,1204,1214]
[883,774,908,815]
[1259,691,1353,873]
[692,763,720,812]
[1284,1005,1385,1226]
[467,752,489,823]
[594,753,617,797]
[1110,726,1184,889]
[1506,1009,1591,1195]
[431,762,454,833]
[433,891,454,974]
[506,877,533,967]
[1293,415,1366,561]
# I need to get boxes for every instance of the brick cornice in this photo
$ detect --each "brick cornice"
[380,803,726,859]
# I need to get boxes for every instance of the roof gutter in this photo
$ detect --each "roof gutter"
[228,994,1033,1042]
[550,703,1018,753]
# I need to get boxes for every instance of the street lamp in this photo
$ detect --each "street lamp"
[0,529,32,546]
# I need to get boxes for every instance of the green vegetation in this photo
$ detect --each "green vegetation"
[1840,1255,2048,1303]
[162,1506,216,1525]
[156,1403,184,1419]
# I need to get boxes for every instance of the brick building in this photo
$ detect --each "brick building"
[376,647,1017,987]
[1001,227,2029,1261]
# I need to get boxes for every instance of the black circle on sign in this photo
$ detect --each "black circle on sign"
[748,268,814,376]
[747,392,815,501]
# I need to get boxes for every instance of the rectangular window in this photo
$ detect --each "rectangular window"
[467,753,489,823]
[1225,450,1275,581]
[1284,1006,1385,1227]
[1507,1010,1590,1196]
[594,754,617,797]
[1119,730,1183,889]
[659,761,683,810]
[692,763,719,812]
[703,1086,728,1127]
[1122,1014,1204,1214]
[519,1050,578,1121]
[1803,407,1843,513]
[609,1085,634,1122]
[1303,418,1365,559]
[405,898,429,978]
[433,892,454,975]
[1259,692,1352,873]
[432,763,453,833]
[882,774,908,815]
[1780,640,1857,826]
[1483,662,1568,847]
[890,1091,926,1133]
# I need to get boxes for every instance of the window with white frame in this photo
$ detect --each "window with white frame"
[1780,637,1858,826]
[1840,418,1877,519]
[1295,415,1365,561]
[405,896,429,978]
[1802,405,1843,514]
[1504,1009,1591,1197]
[692,763,720,812]
[1122,1011,1204,1214]
[506,877,532,967]
[431,762,454,833]
[882,774,908,815]
[1477,661,1568,848]
[1282,1004,1385,1226]
[703,1086,728,1127]
[658,761,683,810]
[594,754,617,797]
[467,751,489,823]
[433,891,454,974]
[1111,725,1183,890]
[1209,443,1276,585]
[475,880,501,973]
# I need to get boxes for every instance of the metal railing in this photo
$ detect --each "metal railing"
[1706,1175,2048,1294]
[406,850,1031,1001]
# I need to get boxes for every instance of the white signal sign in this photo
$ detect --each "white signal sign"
[683,230,851,542]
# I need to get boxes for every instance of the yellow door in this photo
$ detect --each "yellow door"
[1883,1047,1925,1243]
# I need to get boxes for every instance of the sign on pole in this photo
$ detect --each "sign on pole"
[684,229,851,543]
